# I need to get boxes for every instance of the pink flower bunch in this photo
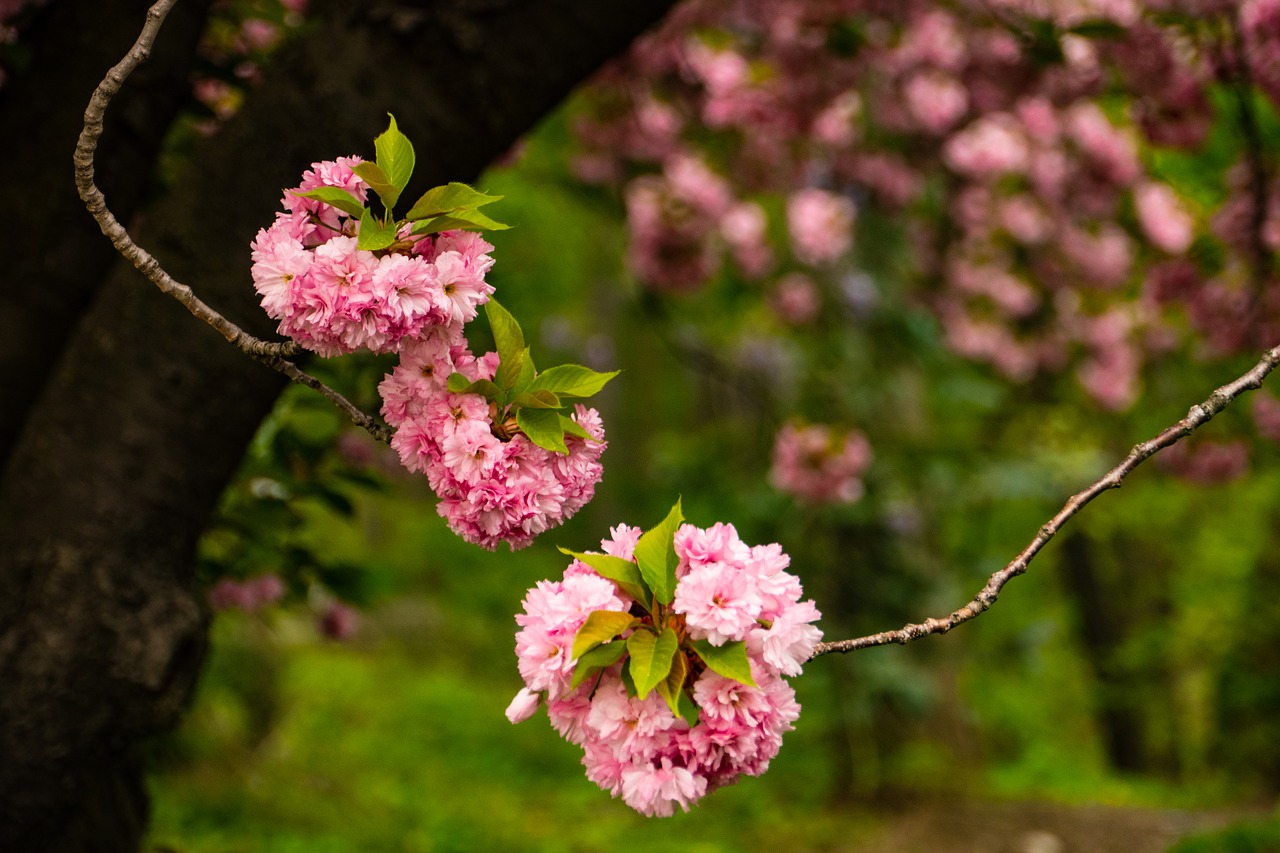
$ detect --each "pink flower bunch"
[253,126,614,552]
[770,421,872,505]
[379,327,607,551]
[250,158,495,356]
[506,520,821,816]
[785,187,856,267]
[208,574,286,612]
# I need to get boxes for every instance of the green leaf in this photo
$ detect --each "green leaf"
[406,181,503,220]
[351,161,400,212]
[446,372,500,402]
[513,390,561,410]
[432,208,509,231]
[356,207,397,251]
[486,300,525,392]
[517,407,568,454]
[676,684,699,727]
[627,627,679,700]
[559,415,592,441]
[528,364,620,399]
[569,640,628,689]
[289,187,365,219]
[690,639,757,687]
[634,499,684,606]
[655,650,690,719]
[571,610,638,660]
[620,663,637,698]
[374,113,415,198]
[557,548,650,604]
[514,348,537,395]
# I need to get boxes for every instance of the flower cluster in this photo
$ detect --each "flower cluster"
[770,421,872,505]
[379,326,607,550]
[571,0,1280,420]
[251,158,494,356]
[506,503,821,816]
[252,118,615,549]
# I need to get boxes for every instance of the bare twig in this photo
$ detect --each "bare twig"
[811,343,1280,658]
[73,0,392,445]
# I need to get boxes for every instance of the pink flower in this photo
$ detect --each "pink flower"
[786,188,855,266]
[620,758,707,817]
[752,600,823,676]
[505,687,542,724]
[1134,181,1195,255]
[944,114,1030,178]
[770,272,821,325]
[903,69,968,135]
[318,602,359,640]
[672,561,763,646]
[770,421,872,504]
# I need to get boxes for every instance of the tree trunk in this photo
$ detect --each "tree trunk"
[0,1,677,848]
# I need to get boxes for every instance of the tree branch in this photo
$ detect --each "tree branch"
[811,342,1280,657]
[72,0,390,444]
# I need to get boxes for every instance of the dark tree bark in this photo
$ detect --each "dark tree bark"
[0,0,214,468]
[0,1,677,849]
[1060,532,1152,773]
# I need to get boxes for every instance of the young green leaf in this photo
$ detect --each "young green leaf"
[571,610,638,660]
[406,181,503,221]
[351,161,401,212]
[634,498,684,605]
[356,207,398,251]
[569,640,628,689]
[557,547,651,605]
[374,113,415,198]
[528,364,620,399]
[627,627,679,700]
[289,187,365,219]
[516,407,568,454]
[655,649,690,719]
[676,684,700,727]
[690,638,757,687]
[429,207,510,231]
[620,663,637,698]
[445,373,502,402]
[513,390,562,410]
[559,415,592,441]
[514,348,536,395]
[485,300,525,391]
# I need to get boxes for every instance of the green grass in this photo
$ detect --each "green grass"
[148,612,868,853]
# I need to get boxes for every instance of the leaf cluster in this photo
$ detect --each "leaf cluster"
[562,500,757,724]
[291,114,511,252]
[447,300,618,454]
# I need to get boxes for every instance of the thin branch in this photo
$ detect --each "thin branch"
[73,0,392,444]
[811,343,1280,658]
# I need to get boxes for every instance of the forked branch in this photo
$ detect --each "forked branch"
[73,0,392,444]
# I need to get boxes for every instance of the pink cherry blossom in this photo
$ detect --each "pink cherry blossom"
[770,421,873,504]
[508,521,820,815]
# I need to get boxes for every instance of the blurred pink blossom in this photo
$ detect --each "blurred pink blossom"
[770,421,872,504]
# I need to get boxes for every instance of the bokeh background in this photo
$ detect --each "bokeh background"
[20,0,1277,849]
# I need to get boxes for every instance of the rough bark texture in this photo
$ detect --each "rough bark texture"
[0,0,213,468]
[0,1,677,849]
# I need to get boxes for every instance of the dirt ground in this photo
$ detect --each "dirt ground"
[840,798,1268,853]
